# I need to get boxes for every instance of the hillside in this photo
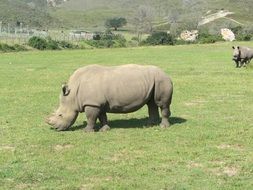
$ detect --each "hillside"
[50,0,253,31]
[0,0,56,28]
[1,0,253,30]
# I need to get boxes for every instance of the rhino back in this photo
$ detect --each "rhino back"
[70,65,163,113]
[240,47,253,59]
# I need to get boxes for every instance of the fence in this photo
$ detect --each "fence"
[0,25,95,45]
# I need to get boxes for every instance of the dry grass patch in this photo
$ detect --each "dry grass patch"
[0,145,15,152]
[53,144,74,151]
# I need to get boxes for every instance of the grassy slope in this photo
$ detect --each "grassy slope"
[52,0,253,29]
[0,0,55,27]
[1,0,253,29]
[0,42,253,189]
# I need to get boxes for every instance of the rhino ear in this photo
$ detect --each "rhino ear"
[62,84,70,96]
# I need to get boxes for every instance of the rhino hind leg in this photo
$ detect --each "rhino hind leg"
[84,106,101,132]
[160,106,171,128]
[98,112,110,132]
[147,99,160,126]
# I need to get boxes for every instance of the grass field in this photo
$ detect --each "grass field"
[0,42,253,189]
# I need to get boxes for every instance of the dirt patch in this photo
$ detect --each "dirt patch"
[54,144,74,151]
[187,161,203,169]
[209,166,239,177]
[184,99,207,106]
[80,177,113,190]
[223,167,238,177]
[0,145,15,152]
[15,183,30,190]
[217,144,244,151]
[80,184,93,190]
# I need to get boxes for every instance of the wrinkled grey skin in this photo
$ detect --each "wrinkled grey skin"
[46,64,173,132]
[232,46,253,67]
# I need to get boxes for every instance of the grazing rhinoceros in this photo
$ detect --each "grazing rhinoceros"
[232,46,253,67]
[46,64,173,132]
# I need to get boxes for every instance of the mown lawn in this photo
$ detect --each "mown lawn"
[0,42,253,189]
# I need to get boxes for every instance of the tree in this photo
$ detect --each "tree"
[132,5,155,41]
[105,17,127,31]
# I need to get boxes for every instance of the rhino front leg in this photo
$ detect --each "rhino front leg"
[147,99,160,126]
[98,112,110,132]
[84,106,100,132]
[160,106,171,128]
[235,60,240,68]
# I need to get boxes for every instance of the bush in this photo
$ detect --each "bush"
[58,41,77,49]
[0,43,27,52]
[142,32,175,46]
[86,31,126,48]
[0,43,15,52]
[28,36,78,50]
[28,36,47,50]
[231,25,253,41]
[197,32,223,44]
[13,44,27,51]
[46,37,60,50]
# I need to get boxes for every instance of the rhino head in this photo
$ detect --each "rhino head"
[46,84,78,131]
[232,46,241,61]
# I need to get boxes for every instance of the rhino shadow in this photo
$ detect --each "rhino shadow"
[69,116,187,131]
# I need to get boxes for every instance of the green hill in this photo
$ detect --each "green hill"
[1,0,253,30]
[0,0,56,28]
[51,0,253,30]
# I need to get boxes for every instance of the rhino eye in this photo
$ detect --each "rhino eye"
[58,114,63,117]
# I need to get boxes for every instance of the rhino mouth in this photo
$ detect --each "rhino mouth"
[232,56,240,61]
[45,117,70,131]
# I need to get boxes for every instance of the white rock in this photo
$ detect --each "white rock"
[221,28,235,41]
[180,30,198,42]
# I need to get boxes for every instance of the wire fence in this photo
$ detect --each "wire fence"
[0,25,95,45]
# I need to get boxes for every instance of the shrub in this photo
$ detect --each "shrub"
[28,36,47,50]
[0,43,27,52]
[93,33,101,40]
[142,32,175,45]
[0,43,15,52]
[58,41,77,49]
[86,31,126,48]
[197,32,223,44]
[230,25,253,41]
[46,37,60,50]
[28,36,78,50]
[13,44,27,51]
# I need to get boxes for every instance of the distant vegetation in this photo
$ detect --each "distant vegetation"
[105,17,127,31]
[1,0,253,30]
[0,0,55,27]
[0,43,27,52]
[1,0,253,52]
[28,36,77,50]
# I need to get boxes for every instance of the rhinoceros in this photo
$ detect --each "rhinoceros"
[46,64,173,132]
[232,46,253,67]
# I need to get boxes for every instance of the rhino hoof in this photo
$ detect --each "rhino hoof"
[160,122,170,128]
[84,126,95,133]
[99,125,110,132]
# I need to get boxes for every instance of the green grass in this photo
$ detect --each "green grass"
[0,42,253,189]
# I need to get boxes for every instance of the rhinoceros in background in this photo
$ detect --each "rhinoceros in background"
[46,64,173,132]
[232,46,253,67]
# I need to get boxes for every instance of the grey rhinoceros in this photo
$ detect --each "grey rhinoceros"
[46,64,173,132]
[232,46,253,67]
